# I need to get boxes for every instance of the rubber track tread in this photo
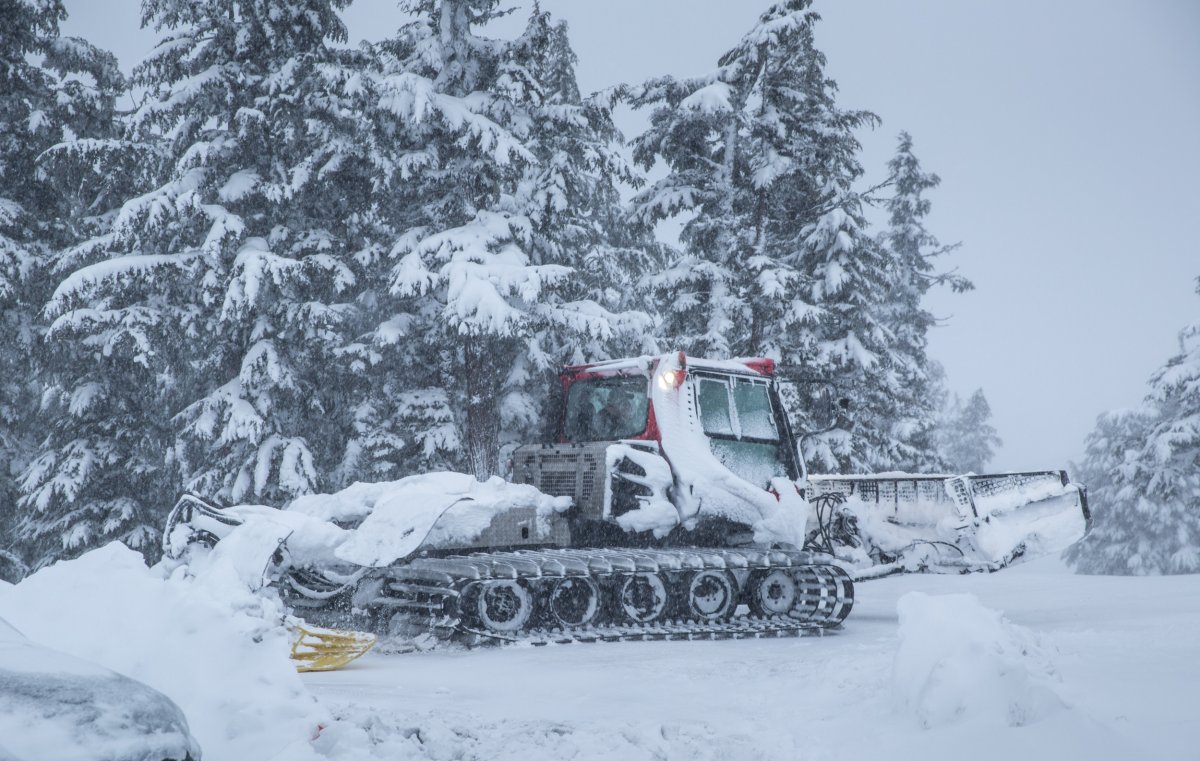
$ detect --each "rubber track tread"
[456,615,843,648]
[376,547,853,648]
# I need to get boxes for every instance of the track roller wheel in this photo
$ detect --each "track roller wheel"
[475,579,533,634]
[790,567,828,622]
[822,566,855,625]
[788,565,854,625]
[685,570,736,621]
[548,577,600,627]
[747,568,797,617]
[617,572,669,623]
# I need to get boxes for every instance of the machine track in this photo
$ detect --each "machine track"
[455,614,844,648]
[341,547,853,647]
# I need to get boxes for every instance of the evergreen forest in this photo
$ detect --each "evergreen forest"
[28,0,1195,578]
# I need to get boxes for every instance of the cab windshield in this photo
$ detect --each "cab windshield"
[564,377,650,442]
[694,373,791,488]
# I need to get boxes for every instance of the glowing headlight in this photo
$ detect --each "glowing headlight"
[657,370,679,391]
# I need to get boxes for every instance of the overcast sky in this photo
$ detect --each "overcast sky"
[61,0,1200,472]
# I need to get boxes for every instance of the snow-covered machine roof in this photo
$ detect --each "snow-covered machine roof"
[562,352,776,378]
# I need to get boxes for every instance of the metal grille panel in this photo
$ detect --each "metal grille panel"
[512,443,610,518]
[539,472,577,498]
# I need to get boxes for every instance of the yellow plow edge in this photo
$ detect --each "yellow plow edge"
[290,624,377,673]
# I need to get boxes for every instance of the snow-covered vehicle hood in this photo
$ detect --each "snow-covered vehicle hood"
[0,617,201,761]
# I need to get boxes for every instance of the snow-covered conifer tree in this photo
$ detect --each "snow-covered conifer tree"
[154,0,370,506]
[1,1,130,568]
[494,9,654,442]
[628,2,865,359]
[1068,286,1200,574]
[511,12,654,330]
[0,0,67,558]
[1063,409,1154,573]
[1135,316,1200,572]
[36,34,131,245]
[879,132,972,471]
[21,0,373,565]
[366,1,647,480]
[790,197,898,473]
[937,389,1002,473]
[630,1,910,472]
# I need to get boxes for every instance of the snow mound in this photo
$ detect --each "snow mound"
[288,473,571,567]
[0,543,327,761]
[892,592,1065,729]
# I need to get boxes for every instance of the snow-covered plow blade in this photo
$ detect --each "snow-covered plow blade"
[807,471,1090,579]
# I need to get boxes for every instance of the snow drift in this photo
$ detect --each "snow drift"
[892,592,1065,729]
[0,543,327,761]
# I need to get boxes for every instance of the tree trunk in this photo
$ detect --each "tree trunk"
[463,333,500,481]
[748,188,768,355]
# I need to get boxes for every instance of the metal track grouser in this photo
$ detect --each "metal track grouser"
[164,352,1088,652]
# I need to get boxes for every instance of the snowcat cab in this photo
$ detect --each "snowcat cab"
[512,352,811,548]
[560,355,801,485]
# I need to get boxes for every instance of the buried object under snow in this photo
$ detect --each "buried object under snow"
[164,353,1088,648]
[0,616,202,761]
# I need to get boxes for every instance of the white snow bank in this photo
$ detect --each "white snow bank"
[892,592,1064,729]
[0,543,328,761]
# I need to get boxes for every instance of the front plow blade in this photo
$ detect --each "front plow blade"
[809,470,1090,575]
[290,624,377,672]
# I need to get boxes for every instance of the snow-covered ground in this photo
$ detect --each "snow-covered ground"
[303,556,1200,761]
[2,548,1197,761]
